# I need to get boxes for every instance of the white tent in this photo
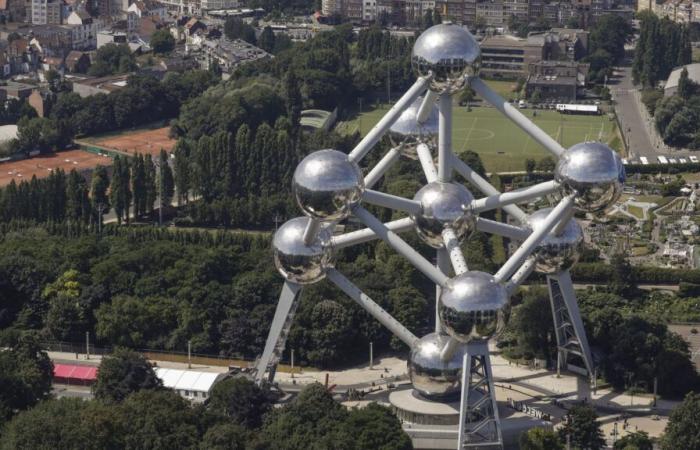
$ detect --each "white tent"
[155,368,226,403]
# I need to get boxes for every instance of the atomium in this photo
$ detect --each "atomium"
[389,96,439,159]
[408,332,469,399]
[438,271,509,343]
[293,149,365,221]
[527,208,583,274]
[554,142,625,212]
[412,24,481,94]
[411,181,475,248]
[272,217,334,285]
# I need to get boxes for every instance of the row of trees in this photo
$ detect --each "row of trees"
[586,14,633,83]
[633,12,693,87]
[650,69,700,148]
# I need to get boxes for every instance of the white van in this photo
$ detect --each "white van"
[518,100,527,109]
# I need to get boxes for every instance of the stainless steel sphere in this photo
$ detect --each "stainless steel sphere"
[439,271,509,343]
[412,24,481,94]
[527,208,583,274]
[410,182,475,248]
[293,149,364,221]
[408,332,469,399]
[389,96,438,159]
[554,142,625,212]
[272,217,334,285]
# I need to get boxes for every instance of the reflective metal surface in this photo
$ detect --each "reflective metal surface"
[272,217,334,285]
[554,142,625,212]
[439,271,509,343]
[412,24,481,94]
[389,96,438,159]
[408,332,468,399]
[527,208,583,274]
[293,149,365,221]
[411,181,475,248]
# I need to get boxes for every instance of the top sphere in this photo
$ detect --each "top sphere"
[389,96,439,159]
[439,271,509,343]
[293,149,365,221]
[554,142,625,212]
[411,181,475,248]
[412,24,481,94]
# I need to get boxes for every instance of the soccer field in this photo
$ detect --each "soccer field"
[338,105,621,173]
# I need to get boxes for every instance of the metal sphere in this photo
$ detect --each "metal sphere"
[412,24,481,94]
[411,182,475,248]
[554,142,625,212]
[389,96,438,159]
[527,208,584,274]
[293,149,365,221]
[408,332,469,399]
[439,271,509,343]
[272,217,334,285]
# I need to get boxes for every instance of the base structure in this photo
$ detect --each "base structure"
[547,271,594,379]
[457,341,502,449]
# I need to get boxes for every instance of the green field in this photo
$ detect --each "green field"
[338,105,620,173]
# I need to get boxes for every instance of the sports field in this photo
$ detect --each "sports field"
[338,105,620,173]
[0,150,111,186]
[82,126,176,158]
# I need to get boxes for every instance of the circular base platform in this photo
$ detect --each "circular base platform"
[390,387,469,425]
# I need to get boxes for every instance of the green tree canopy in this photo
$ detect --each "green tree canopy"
[519,427,564,450]
[150,29,175,54]
[558,405,605,450]
[93,347,162,403]
[207,377,272,429]
[662,391,700,449]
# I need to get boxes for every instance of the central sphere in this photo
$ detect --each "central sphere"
[293,149,364,222]
[411,182,475,248]
[439,271,509,343]
[554,142,625,212]
[527,208,584,274]
[412,24,481,94]
[272,217,334,285]
[408,332,468,399]
[389,95,438,159]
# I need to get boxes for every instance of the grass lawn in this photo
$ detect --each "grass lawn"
[627,205,644,219]
[693,47,700,63]
[338,104,619,173]
[481,79,520,101]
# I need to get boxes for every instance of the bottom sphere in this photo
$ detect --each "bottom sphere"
[408,332,468,399]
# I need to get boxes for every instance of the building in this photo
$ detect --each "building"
[0,0,28,22]
[657,0,693,23]
[31,0,62,24]
[72,73,130,97]
[65,11,103,49]
[322,0,341,15]
[127,0,167,18]
[189,37,271,78]
[503,0,528,21]
[476,0,505,27]
[525,60,589,101]
[65,50,90,72]
[664,63,700,96]
[479,34,545,78]
[0,80,37,99]
[96,29,128,47]
[154,368,227,403]
[30,25,74,56]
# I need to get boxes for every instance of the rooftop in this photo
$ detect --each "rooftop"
[665,63,700,90]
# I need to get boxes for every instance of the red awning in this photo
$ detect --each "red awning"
[53,363,98,383]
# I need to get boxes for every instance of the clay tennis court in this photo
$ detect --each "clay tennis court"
[91,127,176,157]
[0,150,112,186]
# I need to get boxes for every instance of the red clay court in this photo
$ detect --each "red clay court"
[91,127,176,157]
[0,150,111,186]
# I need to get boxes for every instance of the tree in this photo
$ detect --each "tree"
[43,269,85,342]
[201,423,248,450]
[422,9,434,30]
[344,403,412,450]
[207,377,272,429]
[558,405,605,450]
[509,288,555,361]
[158,149,174,208]
[150,29,175,54]
[519,427,564,450]
[536,156,556,172]
[525,158,536,174]
[614,431,653,450]
[224,18,256,44]
[93,347,162,403]
[258,26,276,53]
[0,332,53,426]
[662,391,700,449]
[89,44,136,77]
[677,67,695,99]
[90,165,110,229]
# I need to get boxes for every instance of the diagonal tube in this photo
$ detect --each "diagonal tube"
[364,146,402,189]
[494,195,575,283]
[352,205,449,287]
[438,93,453,181]
[327,269,419,347]
[442,228,468,275]
[475,218,530,241]
[330,217,414,249]
[362,189,423,215]
[417,89,439,123]
[416,143,438,183]
[451,154,528,223]
[470,180,561,214]
[470,77,565,157]
[504,257,537,296]
[349,77,430,163]
[436,248,450,334]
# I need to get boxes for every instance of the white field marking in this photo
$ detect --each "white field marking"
[597,121,606,141]
[460,117,479,152]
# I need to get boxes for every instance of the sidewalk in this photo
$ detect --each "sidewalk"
[48,350,228,373]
